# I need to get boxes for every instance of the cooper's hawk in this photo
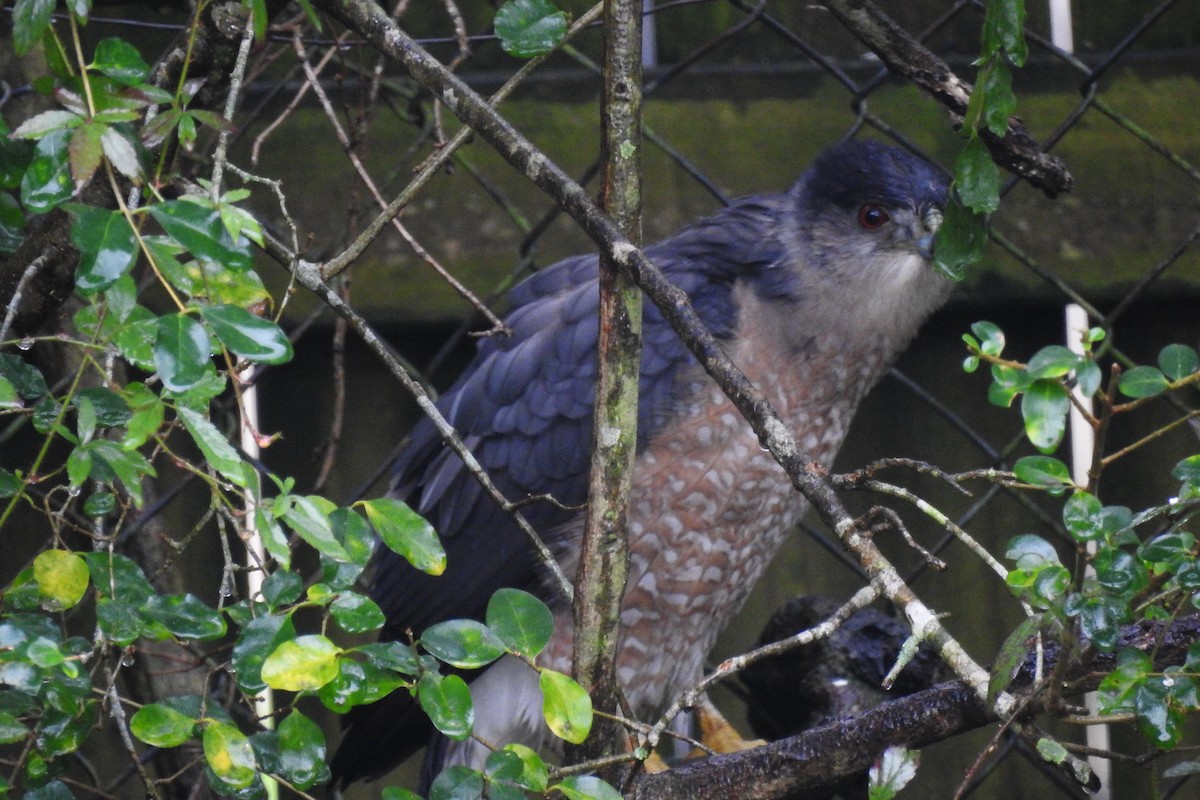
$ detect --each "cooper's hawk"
[331,138,951,787]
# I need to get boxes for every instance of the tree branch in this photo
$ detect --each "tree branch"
[572,0,644,776]
[630,615,1200,799]
[821,0,1074,198]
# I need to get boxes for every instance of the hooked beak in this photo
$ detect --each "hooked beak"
[916,207,943,261]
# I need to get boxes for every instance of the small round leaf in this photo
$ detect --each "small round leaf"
[261,634,341,691]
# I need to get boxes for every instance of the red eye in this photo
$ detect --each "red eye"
[857,204,890,230]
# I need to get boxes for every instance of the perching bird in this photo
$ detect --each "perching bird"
[331,138,951,788]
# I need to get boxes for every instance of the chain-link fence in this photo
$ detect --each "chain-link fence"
[3,0,1199,797]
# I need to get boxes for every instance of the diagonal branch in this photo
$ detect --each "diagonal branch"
[821,0,1073,197]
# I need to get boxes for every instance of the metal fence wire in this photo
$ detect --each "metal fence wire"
[5,0,1199,797]
[232,1,1198,796]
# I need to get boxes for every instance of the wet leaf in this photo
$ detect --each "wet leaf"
[148,199,252,271]
[276,711,328,789]
[12,0,57,54]
[90,37,150,85]
[540,669,592,744]
[231,614,295,694]
[1118,366,1169,399]
[330,593,386,634]
[153,313,212,392]
[1159,344,1199,381]
[421,619,505,669]
[200,304,292,365]
[32,550,89,612]
[486,588,554,659]
[177,405,252,488]
[361,497,446,575]
[955,136,1000,214]
[1021,379,1069,452]
[21,130,74,214]
[554,775,623,800]
[144,593,227,641]
[418,672,473,740]
[67,205,138,293]
[1013,455,1071,493]
[261,634,340,692]
[130,703,196,747]
[494,0,568,58]
[203,722,257,788]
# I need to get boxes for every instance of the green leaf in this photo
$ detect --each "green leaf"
[153,313,212,392]
[1065,593,1127,651]
[0,710,27,744]
[1076,360,1102,399]
[32,550,90,612]
[200,304,292,365]
[0,354,49,400]
[176,405,252,489]
[231,614,296,694]
[486,588,554,659]
[1118,365,1169,399]
[1139,531,1195,566]
[553,775,623,800]
[932,197,985,279]
[1158,344,1199,381]
[317,655,405,713]
[67,205,138,293]
[276,711,329,789]
[955,136,1001,214]
[418,672,474,740]
[494,0,568,58]
[95,597,146,644]
[988,614,1042,704]
[12,0,58,55]
[0,468,23,499]
[261,634,341,691]
[977,60,1016,136]
[421,619,506,669]
[1093,549,1147,594]
[260,570,303,609]
[74,387,131,427]
[144,593,227,640]
[148,199,252,271]
[428,766,485,800]
[987,363,1031,408]
[90,38,150,85]
[360,497,446,575]
[981,0,1028,65]
[203,722,257,788]
[1021,379,1069,452]
[130,703,196,747]
[21,130,75,214]
[356,640,420,676]
[383,789,426,800]
[280,494,349,562]
[75,439,155,505]
[330,593,386,634]
[496,744,548,792]
[0,193,26,254]
[1026,345,1078,380]
[1173,455,1200,489]
[539,669,592,744]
